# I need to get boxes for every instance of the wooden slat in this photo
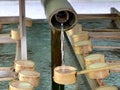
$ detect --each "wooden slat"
[83,28,120,32]
[0,34,15,43]
[106,60,120,72]
[0,16,19,24]
[0,77,14,81]
[89,32,120,39]
[0,67,14,81]
[93,46,120,49]
[0,16,32,25]
[78,14,120,20]
[0,67,11,70]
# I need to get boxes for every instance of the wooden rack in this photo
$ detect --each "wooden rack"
[66,7,120,90]
[0,0,29,81]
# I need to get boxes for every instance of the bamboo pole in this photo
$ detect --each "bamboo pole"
[19,0,27,60]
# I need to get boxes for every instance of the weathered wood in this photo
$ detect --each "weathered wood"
[0,16,32,26]
[0,67,15,81]
[111,8,120,17]
[0,34,15,43]
[0,77,14,81]
[78,14,120,20]
[93,46,120,49]
[107,60,120,72]
[89,32,120,39]
[0,24,2,33]
[19,0,27,60]
[83,28,120,32]
[111,8,120,28]
[96,86,118,90]
[0,16,19,24]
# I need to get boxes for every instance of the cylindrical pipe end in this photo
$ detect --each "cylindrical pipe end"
[50,9,77,31]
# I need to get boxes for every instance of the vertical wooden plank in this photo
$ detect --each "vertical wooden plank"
[51,29,64,90]
[19,0,27,60]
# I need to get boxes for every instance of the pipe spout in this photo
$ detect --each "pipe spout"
[41,0,78,31]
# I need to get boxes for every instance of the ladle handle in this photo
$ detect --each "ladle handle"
[77,65,120,75]
[15,40,21,60]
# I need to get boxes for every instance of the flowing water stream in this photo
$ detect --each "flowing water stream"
[61,23,66,71]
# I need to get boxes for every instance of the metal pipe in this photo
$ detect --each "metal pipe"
[41,0,78,31]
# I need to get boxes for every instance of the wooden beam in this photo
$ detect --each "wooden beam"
[0,16,32,25]
[0,34,15,43]
[93,46,120,49]
[0,16,19,24]
[89,32,120,39]
[19,0,27,60]
[78,14,120,20]
[83,28,120,32]
[0,67,11,70]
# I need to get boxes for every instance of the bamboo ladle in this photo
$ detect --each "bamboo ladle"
[0,29,20,81]
[10,29,21,60]
[54,64,120,85]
